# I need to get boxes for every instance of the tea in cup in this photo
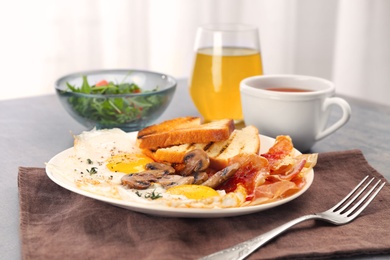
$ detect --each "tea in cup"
[240,75,351,151]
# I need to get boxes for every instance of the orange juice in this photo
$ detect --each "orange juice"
[189,47,262,122]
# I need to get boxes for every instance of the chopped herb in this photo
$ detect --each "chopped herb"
[87,158,93,164]
[144,190,163,200]
[86,167,98,175]
[134,189,162,200]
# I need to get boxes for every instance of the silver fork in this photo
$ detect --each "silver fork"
[200,176,385,260]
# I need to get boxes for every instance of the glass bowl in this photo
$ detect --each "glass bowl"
[55,69,177,132]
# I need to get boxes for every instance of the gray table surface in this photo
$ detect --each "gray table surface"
[1,79,389,259]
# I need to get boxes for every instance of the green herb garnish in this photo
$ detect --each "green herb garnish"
[65,74,163,127]
[144,190,163,200]
[134,189,162,200]
[86,167,98,175]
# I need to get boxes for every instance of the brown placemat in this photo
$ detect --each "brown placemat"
[18,150,390,260]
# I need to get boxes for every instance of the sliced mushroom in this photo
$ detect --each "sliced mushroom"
[137,169,168,178]
[145,162,175,175]
[158,175,195,188]
[201,163,240,189]
[193,171,209,185]
[180,149,210,176]
[121,173,158,189]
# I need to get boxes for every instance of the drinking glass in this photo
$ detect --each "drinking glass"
[189,24,263,122]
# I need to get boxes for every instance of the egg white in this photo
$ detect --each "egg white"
[73,128,141,164]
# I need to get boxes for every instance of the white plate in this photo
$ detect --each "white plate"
[46,133,314,218]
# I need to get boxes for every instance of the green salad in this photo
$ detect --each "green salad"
[65,75,162,126]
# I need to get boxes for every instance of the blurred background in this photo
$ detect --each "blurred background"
[1,0,389,105]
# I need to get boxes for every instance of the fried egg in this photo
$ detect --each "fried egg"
[118,183,247,209]
[73,128,145,167]
[50,128,247,208]
[73,128,153,174]
[48,128,153,198]
[106,153,154,174]
[166,184,220,199]
[161,184,247,208]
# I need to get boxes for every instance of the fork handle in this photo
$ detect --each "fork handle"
[200,214,319,260]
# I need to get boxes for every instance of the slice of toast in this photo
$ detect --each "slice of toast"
[142,125,260,170]
[137,117,235,149]
[137,116,201,139]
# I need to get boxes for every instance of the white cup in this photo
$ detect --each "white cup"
[240,75,351,151]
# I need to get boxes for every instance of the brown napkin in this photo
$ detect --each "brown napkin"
[19,150,390,260]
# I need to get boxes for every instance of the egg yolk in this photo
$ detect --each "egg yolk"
[106,153,154,174]
[166,185,220,200]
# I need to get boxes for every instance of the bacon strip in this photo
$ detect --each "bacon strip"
[250,180,299,205]
[213,135,317,206]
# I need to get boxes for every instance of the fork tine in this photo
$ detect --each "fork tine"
[344,179,382,215]
[329,175,370,212]
[335,176,374,213]
[346,180,385,220]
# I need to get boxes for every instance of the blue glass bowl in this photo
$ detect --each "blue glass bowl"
[55,69,177,132]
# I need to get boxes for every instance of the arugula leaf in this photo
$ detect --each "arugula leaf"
[80,76,92,93]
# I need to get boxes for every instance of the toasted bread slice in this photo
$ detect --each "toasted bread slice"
[137,118,235,149]
[142,125,260,170]
[137,116,201,139]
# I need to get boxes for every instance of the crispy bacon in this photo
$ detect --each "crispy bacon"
[250,180,299,205]
[217,135,318,205]
[261,135,294,170]
[267,158,306,182]
[217,153,269,198]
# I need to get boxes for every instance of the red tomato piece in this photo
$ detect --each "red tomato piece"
[95,80,109,87]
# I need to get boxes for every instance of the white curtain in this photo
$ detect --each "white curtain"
[1,0,389,105]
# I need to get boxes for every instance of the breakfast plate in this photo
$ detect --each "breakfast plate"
[46,132,314,218]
